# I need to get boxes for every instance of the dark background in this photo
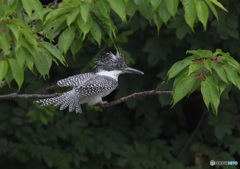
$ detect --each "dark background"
[0,0,239,168]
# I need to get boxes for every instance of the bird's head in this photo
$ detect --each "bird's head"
[94,50,144,76]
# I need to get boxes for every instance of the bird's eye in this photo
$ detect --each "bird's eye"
[116,64,122,68]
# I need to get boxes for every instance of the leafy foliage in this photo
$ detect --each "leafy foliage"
[0,0,227,90]
[168,49,240,114]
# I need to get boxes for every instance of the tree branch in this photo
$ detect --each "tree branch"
[0,89,172,107]
[101,90,172,107]
[43,84,59,92]
[0,93,61,100]
[177,109,208,157]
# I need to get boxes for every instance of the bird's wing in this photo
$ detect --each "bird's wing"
[76,75,118,99]
[57,72,96,87]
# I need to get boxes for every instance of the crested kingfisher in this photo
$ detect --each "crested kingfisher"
[35,50,144,113]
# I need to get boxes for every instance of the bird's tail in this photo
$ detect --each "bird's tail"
[35,89,82,113]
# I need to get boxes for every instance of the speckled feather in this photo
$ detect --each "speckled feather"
[36,76,118,113]
[57,73,96,87]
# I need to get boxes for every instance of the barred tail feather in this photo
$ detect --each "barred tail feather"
[35,90,82,113]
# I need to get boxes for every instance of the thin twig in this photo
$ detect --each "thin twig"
[43,84,59,92]
[177,109,208,157]
[0,93,61,100]
[29,20,36,30]
[155,81,165,91]
[101,90,172,107]
[21,8,25,22]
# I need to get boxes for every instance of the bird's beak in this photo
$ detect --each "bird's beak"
[123,67,144,75]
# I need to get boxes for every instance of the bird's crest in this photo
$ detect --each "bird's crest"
[94,49,126,72]
[98,50,124,64]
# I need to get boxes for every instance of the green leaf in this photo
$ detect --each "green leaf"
[210,0,228,12]
[196,1,209,30]
[46,22,67,41]
[0,60,8,85]
[126,0,137,17]
[24,49,34,72]
[203,58,212,73]
[45,6,74,22]
[218,81,226,94]
[67,9,80,26]
[218,55,240,72]
[158,0,172,24]
[90,22,102,46]
[8,58,24,90]
[205,0,218,20]
[186,49,212,58]
[188,78,201,96]
[153,13,163,34]
[172,73,195,106]
[5,64,13,86]
[182,0,196,31]
[92,8,114,27]
[168,60,192,80]
[211,63,228,83]
[58,26,76,55]
[107,0,126,22]
[7,23,20,41]
[19,28,37,49]
[77,15,93,40]
[92,8,116,39]
[14,18,30,30]
[228,62,240,74]
[188,62,202,76]
[35,49,52,76]
[40,42,65,64]
[81,1,93,23]
[21,38,37,59]
[139,0,153,21]
[96,0,111,18]
[0,34,10,55]
[201,78,220,113]
[223,65,240,90]
[202,77,220,113]
[21,0,33,18]
[44,15,68,31]
[40,113,48,125]
[31,0,44,21]
[16,48,26,68]
[86,33,96,45]
[150,0,163,12]
[70,39,82,57]
[201,80,211,110]
[166,0,179,17]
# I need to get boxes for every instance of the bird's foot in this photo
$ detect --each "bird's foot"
[100,101,108,105]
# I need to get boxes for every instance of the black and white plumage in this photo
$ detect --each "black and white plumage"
[35,50,144,113]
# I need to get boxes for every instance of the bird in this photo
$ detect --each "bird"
[35,49,144,113]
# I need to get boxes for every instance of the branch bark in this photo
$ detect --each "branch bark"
[0,93,61,100]
[101,90,172,107]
